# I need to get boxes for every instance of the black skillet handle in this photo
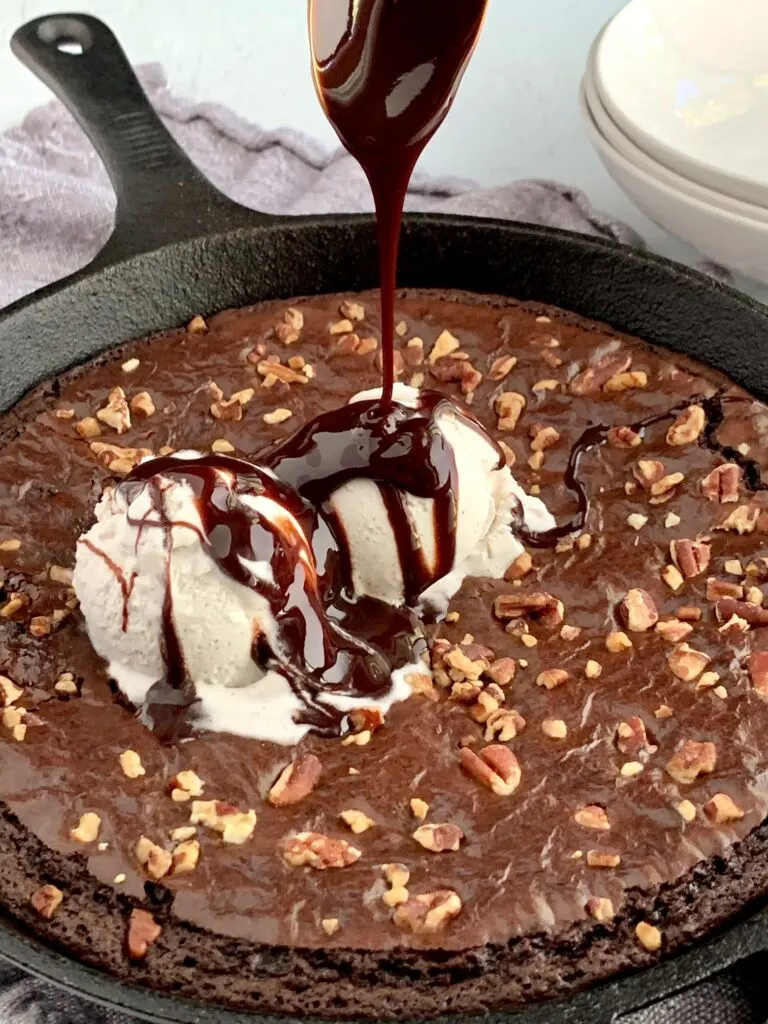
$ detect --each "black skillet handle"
[11,13,268,265]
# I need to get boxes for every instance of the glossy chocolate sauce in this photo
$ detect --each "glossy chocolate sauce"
[310,0,488,401]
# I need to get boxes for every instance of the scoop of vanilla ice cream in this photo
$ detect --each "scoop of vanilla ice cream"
[73,452,414,745]
[329,385,555,609]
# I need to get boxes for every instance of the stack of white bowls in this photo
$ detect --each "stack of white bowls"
[581,0,768,285]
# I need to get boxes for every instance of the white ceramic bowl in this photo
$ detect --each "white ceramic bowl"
[580,81,768,285]
[593,0,768,208]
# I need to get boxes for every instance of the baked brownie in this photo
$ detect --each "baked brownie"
[2,288,768,1018]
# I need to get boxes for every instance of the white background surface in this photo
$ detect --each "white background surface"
[0,0,749,282]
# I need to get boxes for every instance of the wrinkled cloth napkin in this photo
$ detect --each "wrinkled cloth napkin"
[0,65,765,1024]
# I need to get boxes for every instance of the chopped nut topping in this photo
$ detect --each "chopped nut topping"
[701,463,740,503]
[620,761,644,777]
[268,754,322,807]
[665,739,716,784]
[716,504,759,534]
[635,921,662,952]
[357,336,378,356]
[190,801,256,844]
[661,564,685,591]
[119,750,145,779]
[586,850,621,868]
[31,884,64,920]
[55,407,75,419]
[715,597,768,627]
[504,552,532,582]
[172,839,201,874]
[707,578,744,601]
[485,657,517,687]
[121,357,140,373]
[608,425,642,448]
[0,675,23,707]
[262,407,294,427]
[211,438,235,454]
[339,298,365,321]
[655,704,674,719]
[70,812,101,844]
[703,793,745,824]
[605,631,632,653]
[604,370,648,392]
[676,799,697,822]
[0,538,21,552]
[428,330,460,363]
[668,643,710,681]
[170,826,197,842]
[627,513,648,531]
[127,394,155,424]
[574,805,611,830]
[655,618,693,643]
[96,387,131,433]
[283,307,304,332]
[495,391,526,431]
[410,798,429,821]
[382,863,410,888]
[393,890,462,934]
[665,512,681,528]
[749,651,768,697]
[484,708,526,742]
[135,836,173,880]
[459,744,521,796]
[560,624,582,641]
[530,425,560,452]
[329,318,354,336]
[586,896,615,921]
[670,539,711,579]
[90,441,152,476]
[666,405,705,445]
[413,822,464,852]
[536,668,570,690]
[541,718,568,739]
[494,590,563,628]
[650,472,685,504]
[281,831,361,869]
[489,354,517,380]
[696,670,721,691]
[126,908,161,960]
[585,660,603,679]
[0,593,29,618]
[171,770,205,801]
[340,809,375,834]
[621,589,659,632]
[616,716,656,757]
[532,378,560,392]
[570,352,631,395]
[256,359,308,385]
[30,615,52,637]
[187,314,207,333]
[321,917,340,936]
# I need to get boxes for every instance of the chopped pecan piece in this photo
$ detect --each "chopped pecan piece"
[428,330,460,364]
[586,851,621,868]
[76,416,101,439]
[459,744,521,796]
[187,314,207,333]
[586,896,615,921]
[703,793,745,824]
[574,805,610,830]
[488,354,517,380]
[661,564,685,591]
[170,769,205,801]
[615,717,656,756]
[281,831,361,869]
[608,425,642,448]
[70,812,101,844]
[339,298,365,321]
[96,386,131,433]
[126,909,161,960]
[536,668,570,690]
[655,618,693,643]
[666,405,705,445]
[649,472,685,504]
[267,754,321,807]
[716,598,768,626]
[676,799,696,823]
[393,890,462,934]
[30,884,64,920]
[621,589,659,632]
[670,539,711,579]
[504,551,533,581]
[90,441,151,476]
[541,719,568,739]
[321,917,340,936]
[0,675,22,707]
[340,809,375,834]
[190,801,256,844]
[633,459,665,489]
[412,822,464,852]
[485,657,517,686]
[410,798,429,821]
[530,425,560,452]
[130,391,155,418]
[665,739,716,784]
[701,463,740,502]
[668,643,710,681]
[119,750,145,779]
[635,921,662,952]
[484,708,526,742]
[171,839,201,875]
[706,578,744,601]
[493,591,564,628]
[605,631,632,653]
[749,651,768,697]
[283,306,305,331]
[570,352,631,395]
[495,391,526,431]
[716,505,759,534]
[585,660,603,679]
[135,836,173,880]
[604,370,648,392]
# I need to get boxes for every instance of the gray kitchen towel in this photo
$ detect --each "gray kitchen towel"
[0,65,763,1024]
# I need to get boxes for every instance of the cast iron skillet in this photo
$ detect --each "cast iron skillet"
[2,12,768,1024]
